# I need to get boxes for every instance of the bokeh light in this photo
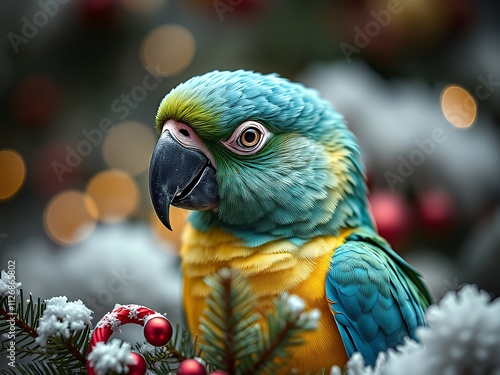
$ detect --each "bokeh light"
[140,24,196,77]
[43,190,98,246]
[103,121,157,176]
[86,169,139,223]
[121,0,166,13]
[417,189,454,232]
[0,150,26,201]
[150,207,189,250]
[369,191,411,248]
[441,85,477,128]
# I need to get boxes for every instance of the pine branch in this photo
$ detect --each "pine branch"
[0,290,40,338]
[0,273,322,374]
[0,307,37,338]
[244,295,320,375]
[0,290,89,373]
[62,336,87,364]
[0,360,81,375]
[249,319,295,374]
[199,268,260,374]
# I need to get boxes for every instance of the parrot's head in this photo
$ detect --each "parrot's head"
[149,70,372,245]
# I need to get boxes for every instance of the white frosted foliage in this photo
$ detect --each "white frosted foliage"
[336,285,500,375]
[87,339,135,375]
[35,296,92,346]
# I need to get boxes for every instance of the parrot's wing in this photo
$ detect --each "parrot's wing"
[326,231,431,366]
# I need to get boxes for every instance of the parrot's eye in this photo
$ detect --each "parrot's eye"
[239,128,260,148]
[222,121,270,155]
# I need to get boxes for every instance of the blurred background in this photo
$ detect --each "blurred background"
[1,0,500,356]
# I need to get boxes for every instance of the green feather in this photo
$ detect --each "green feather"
[156,70,373,245]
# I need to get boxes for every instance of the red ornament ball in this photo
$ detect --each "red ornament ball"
[177,359,207,375]
[128,352,148,375]
[144,316,173,347]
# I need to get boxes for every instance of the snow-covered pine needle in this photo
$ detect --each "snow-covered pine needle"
[35,296,92,346]
[87,339,135,375]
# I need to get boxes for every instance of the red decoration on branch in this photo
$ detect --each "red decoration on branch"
[126,352,148,375]
[86,304,172,375]
[177,358,207,375]
[144,315,173,347]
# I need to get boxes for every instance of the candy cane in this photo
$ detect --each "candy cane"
[87,304,173,375]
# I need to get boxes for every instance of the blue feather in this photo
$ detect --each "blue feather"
[326,229,431,366]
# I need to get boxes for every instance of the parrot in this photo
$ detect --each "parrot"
[148,70,432,373]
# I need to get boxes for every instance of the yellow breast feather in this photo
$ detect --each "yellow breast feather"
[181,224,355,373]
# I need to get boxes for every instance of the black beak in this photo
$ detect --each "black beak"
[149,130,219,230]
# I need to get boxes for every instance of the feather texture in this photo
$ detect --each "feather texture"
[326,229,431,366]
[152,70,432,373]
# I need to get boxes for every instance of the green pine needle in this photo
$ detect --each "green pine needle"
[198,268,321,375]
[0,290,89,374]
[246,295,319,375]
[0,271,322,374]
[199,268,260,374]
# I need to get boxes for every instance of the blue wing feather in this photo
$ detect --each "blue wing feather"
[326,230,431,366]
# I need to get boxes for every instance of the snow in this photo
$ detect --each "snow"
[128,306,140,320]
[280,293,321,329]
[87,339,135,375]
[410,284,500,375]
[218,267,232,279]
[0,270,21,298]
[95,311,122,332]
[335,285,500,375]
[285,294,306,314]
[35,296,92,346]
[304,308,321,329]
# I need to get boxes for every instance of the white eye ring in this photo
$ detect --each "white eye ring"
[222,121,271,155]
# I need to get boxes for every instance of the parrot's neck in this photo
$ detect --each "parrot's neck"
[189,145,374,247]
